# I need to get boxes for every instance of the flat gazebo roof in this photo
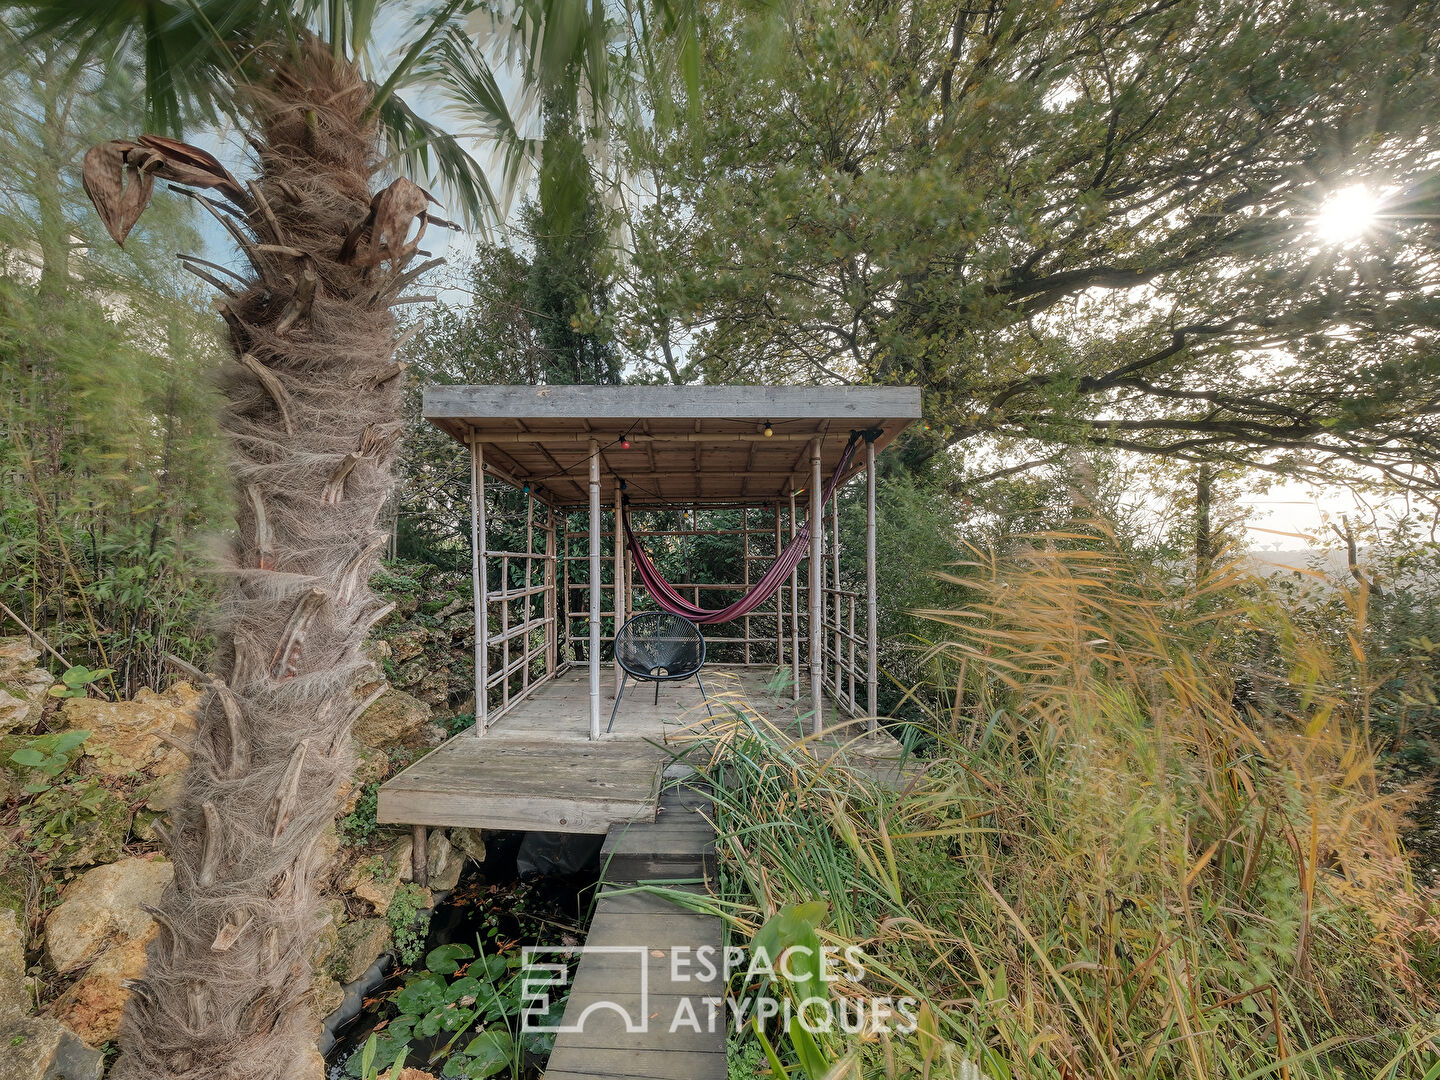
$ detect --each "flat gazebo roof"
[423,384,924,505]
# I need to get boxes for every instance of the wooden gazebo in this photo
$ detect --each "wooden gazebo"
[377,385,922,838]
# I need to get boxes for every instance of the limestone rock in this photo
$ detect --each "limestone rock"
[43,786,131,870]
[59,681,199,777]
[353,689,430,750]
[0,908,27,1020]
[416,670,451,708]
[341,835,414,915]
[330,918,392,984]
[387,628,428,664]
[450,828,487,866]
[310,971,344,1019]
[44,857,172,974]
[338,744,392,815]
[425,830,463,894]
[50,930,153,1047]
[309,899,344,973]
[0,1016,103,1080]
[417,721,448,747]
[0,638,52,737]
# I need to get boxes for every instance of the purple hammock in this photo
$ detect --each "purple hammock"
[621,432,862,625]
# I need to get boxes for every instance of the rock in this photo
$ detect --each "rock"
[387,628,428,664]
[353,689,430,750]
[0,638,52,736]
[341,836,413,915]
[42,785,131,870]
[0,908,27,1019]
[310,972,344,1019]
[44,857,172,974]
[450,828,487,866]
[330,918,392,984]
[59,681,199,777]
[425,830,463,893]
[51,930,152,1046]
[309,900,344,973]
[393,658,426,690]
[417,721,448,747]
[0,1016,103,1080]
[338,744,392,815]
[416,670,451,708]
[435,596,467,621]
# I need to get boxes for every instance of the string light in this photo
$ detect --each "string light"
[620,436,631,449]
[763,420,773,437]
[522,482,531,495]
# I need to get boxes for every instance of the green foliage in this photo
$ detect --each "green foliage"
[346,939,548,1079]
[625,0,1440,493]
[339,782,381,845]
[678,528,1440,1078]
[20,779,130,867]
[0,32,228,694]
[46,666,112,700]
[388,883,433,969]
[8,729,89,793]
[726,1031,767,1080]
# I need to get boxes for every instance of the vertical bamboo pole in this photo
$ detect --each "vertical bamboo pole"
[588,441,602,740]
[774,502,784,668]
[545,504,557,676]
[789,489,800,702]
[613,481,624,698]
[866,438,878,731]
[500,554,510,712]
[524,495,533,695]
[809,438,824,732]
[742,508,751,665]
[470,435,488,734]
[831,497,841,702]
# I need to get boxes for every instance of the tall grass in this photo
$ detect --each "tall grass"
[677,529,1440,1079]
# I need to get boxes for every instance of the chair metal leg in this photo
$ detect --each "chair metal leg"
[695,671,713,717]
[606,671,629,733]
[654,678,661,706]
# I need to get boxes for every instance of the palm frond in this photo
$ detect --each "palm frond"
[417,25,542,221]
[375,91,501,232]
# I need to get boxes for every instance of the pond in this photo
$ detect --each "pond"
[326,830,600,1080]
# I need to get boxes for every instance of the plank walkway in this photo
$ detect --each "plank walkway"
[544,785,726,1080]
[377,666,912,835]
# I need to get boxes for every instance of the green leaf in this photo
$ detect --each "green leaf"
[425,942,475,975]
[9,748,46,767]
[788,1015,831,1080]
[394,973,447,1016]
[461,1030,514,1078]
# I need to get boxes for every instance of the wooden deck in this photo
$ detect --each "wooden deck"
[377,665,910,835]
[544,785,726,1080]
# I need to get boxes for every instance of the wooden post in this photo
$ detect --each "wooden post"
[809,438,824,732]
[789,489,800,702]
[470,435,488,734]
[613,481,624,698]
[774,502,784,668]
[865,436,878,732]
[588,440,602,740]
[545,504,557,676]
[412,825,428,888]
[831,497,841,702]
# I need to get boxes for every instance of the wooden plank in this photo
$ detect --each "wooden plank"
[543,1050,726,1080]
[424,384,922,422]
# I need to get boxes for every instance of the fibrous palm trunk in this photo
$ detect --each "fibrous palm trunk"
[99,40,437,1080]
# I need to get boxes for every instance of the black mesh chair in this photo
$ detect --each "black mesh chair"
[607,612,712,732]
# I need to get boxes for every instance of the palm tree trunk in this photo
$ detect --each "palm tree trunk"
[113,40,413,1079]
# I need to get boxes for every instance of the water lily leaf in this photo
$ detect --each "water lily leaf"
[461,1030,514,1078]
[426,941,475,975]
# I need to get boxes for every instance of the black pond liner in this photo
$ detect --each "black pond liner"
[324,830,601,1080]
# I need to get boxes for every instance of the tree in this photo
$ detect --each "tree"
[10,2,495,1075]
[625,0,1440,498]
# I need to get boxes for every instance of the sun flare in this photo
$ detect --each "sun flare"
[1313,185,1380,244]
